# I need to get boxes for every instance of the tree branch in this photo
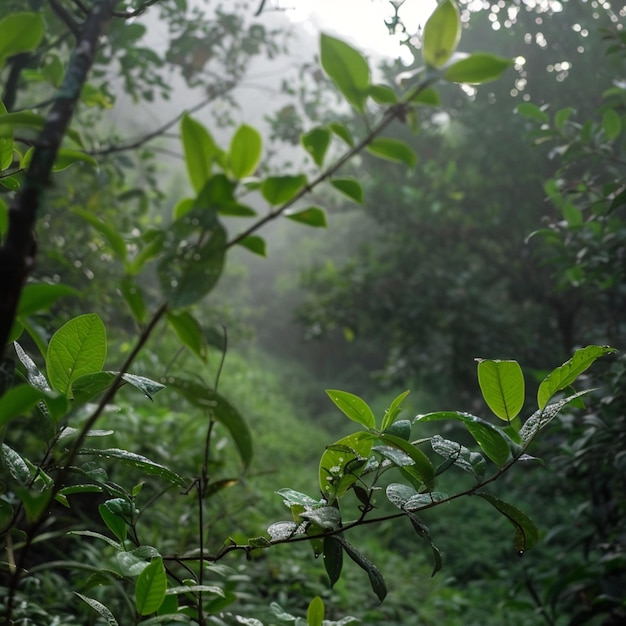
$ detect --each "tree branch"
[0,0,119,359]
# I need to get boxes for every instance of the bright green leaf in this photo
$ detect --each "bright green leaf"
[167,311,207,362]
[381,390,410,431]
[320,34,370,112]
[181,113,220,192]
[285,206,327,228]
[410,87,441,106]
[307,596,325,626]
[537,345,616,409]
[229,124,262,179]
[602,108,621,140]
[325,389,376,428]
[135,557,167,616]
[366,137,417,169]
[47,314,107,396]
[99,500,128,543]
[302,127,331,167]
[369,84,398,104]
[17,283,80,317]
[319,432,373,501]
[0,13,45,67]
[237,235,266,257]
[0,385,46,428]
[477,359,525,421]
[329,122,354,146]
[261,174,308,205]
[444,52,512,84]
[330,177,363,204]
[422,0,461,68]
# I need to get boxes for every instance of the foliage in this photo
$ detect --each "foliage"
[0,1,620,625]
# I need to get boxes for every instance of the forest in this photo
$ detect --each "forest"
[0,0,624,624]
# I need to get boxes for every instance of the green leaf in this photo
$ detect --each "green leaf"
[52,148,98,171]
[261,174,308,205]
[17,282,80,317]
[71,371,164,404]
[1,443,31,484]
[320,34,370,112]
[180,113,220,192]
[520,389,593,444]
[73,208,127,261]
[168,378,253,470]
[416,411,512,467]
[300,506,341,530]
[338,537,387,603]
[116,546,160,576]
[237,235,267,257]
[229,124,262,179]
[537,345,615,409]
[330,177,363,204]
[554,107,575,131]
[157,205,226,309]
[307,596,325,626]
[366,137,417,169]
[302,127,331,167]
[75,593,119,626]
[325,389,376,428]
[0,13,45,67]
[136,557,167,616]
[329,122,354,146]
[444,52,512,84]
[0,385,47,426]
[120,277,146,323]
[516,102,549,124]
[422,0,461,68]
[477,493,539,554]
[431,435,486,478]
[323,536,343,587]
[410,87,441,106]
[167,311,207,362]
[0,111,83,146]
[285,206,327,228]
[602,109,621,140]
[381,390,410,431]
[276,488,320,509]
[79,448,186,487]
[369,84,398,104]
[405,511,443,577]
[99,500,128,543]
[319,432,373,501]
[379,432,436,489]
[47,314,107,396]
[477,359,525,421]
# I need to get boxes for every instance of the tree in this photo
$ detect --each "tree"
[0,1,614,624]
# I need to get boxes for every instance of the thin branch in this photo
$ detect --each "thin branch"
[89,85,236,156]
[49,0,81,38]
